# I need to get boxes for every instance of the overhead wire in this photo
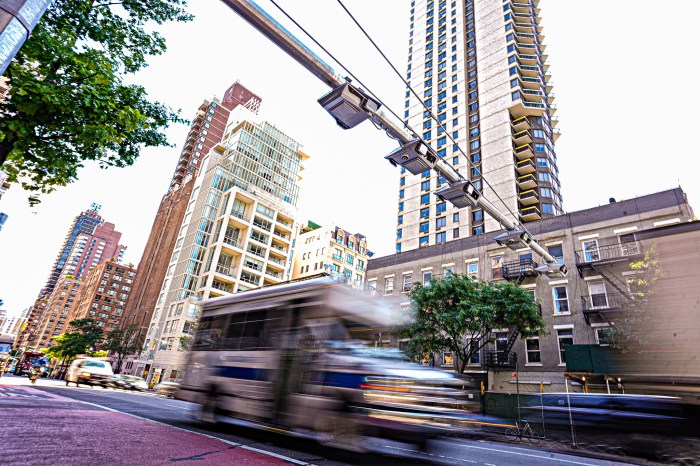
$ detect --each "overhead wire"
[335,0,522,226]
[267,0,420,141]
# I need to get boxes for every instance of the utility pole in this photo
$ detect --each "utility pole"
[220,0,567,278]
[0,0,53,75]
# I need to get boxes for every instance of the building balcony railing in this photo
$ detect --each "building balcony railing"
[510,99,545,120]
[270,244,287,254]
[484,351,517,368]
[580,293,627,323]
[211,281,233,293]
[265,269,282,279]
[332,254,343,262]
[518,189,539,206]
[516,173,537,190]
[250,232,269,245]
[356,264,365,272]
[512,129,532,145]
[231,211,247,222]
[246,248,267,259]
[502,258,539,281]
[215,264,234,277]
[239,274,260,285]
[222,235,239,249]
[574,241,642,265]
[273,230,289,240]
[268,257,285,267]
[513,143,534,161]
[519,205,541,222]
[514,31,536,43]
[515,158,536,175]
[252,220,271,232]
[511,115,530,132]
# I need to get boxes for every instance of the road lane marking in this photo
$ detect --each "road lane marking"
[383,445,477,463]
[78,400,316,466]
[456,443,603,466]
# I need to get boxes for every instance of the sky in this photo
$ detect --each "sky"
[1,0,698,318]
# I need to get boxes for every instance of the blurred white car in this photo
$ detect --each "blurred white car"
[65,358,114,387]
[117,375,149,391]
[154,381,179,397]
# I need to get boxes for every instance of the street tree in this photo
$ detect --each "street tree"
[44,318,105,362]
[0,0,192,200]
[400,274,545,373]
[104,324,144,373]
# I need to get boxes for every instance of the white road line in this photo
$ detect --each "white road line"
[456,443,602,466]
[78,400,315,466]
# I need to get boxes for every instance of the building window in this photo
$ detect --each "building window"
[436,217,446,229]
[421,193,430,204]
[420,207,430,218]
[553,286,569,313]
[582,239,600,262]
[419,236,429,248]
[595,327,614,346]
[547,244,564,263]
[419,221,429,233]
[557,329,574,364]
[467,261,478,279]
[469,339,480,364]
[436,202,446,214]
[397,229,403,239]
[398,202,404,212]
[542,203,554,215]
[443,266,454,277]
[436,231,446,243]
[422,271,432,285]
[442,351,454,366]
[403,274,413,292]
[525,334,541,363]
[491,256,503,279]
[398,215,403,225]
[384,277,394,295]
[453,227,459,238]
[453,212,459,222]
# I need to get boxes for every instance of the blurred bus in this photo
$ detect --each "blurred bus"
[177,276,475,451]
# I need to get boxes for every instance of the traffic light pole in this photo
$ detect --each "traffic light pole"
[221,0,565,275]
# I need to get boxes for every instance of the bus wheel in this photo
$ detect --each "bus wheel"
[198,389,219,424]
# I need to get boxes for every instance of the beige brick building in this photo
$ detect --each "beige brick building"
[367,188,694,393]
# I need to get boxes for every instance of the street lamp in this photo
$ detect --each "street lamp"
[0,0,53,75]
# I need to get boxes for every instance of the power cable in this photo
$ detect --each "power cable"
[267,0,419,141]
[335,0,521,226]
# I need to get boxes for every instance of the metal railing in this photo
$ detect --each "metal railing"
[239,274,260,285]
[223,235,239,248]
[581,292,627,312]
[215,264,233,276]
[575,241,642,264]
[484,351,517,368]
[502,258,539,280]
[211,281,233,293]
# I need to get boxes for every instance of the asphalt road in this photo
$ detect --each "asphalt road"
[13,375,634,466]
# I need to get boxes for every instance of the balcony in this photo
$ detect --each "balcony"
[484,351,517,368]
[332,254,343,262]
[518,76,542,91]
[512,129,532,146]
[502,258,539,281]
[513,21,534,34]
[273,230,290,241]
[514,41,537,55]
[513,143,534,160]
[252,219,271,232]
[215,264,234,277]
[581,292,627,324]
[265,269,282,279]
[516,173,537,190]
[519,205,541,222]
[511,2,532,13]
[574,241,643,266]
[239,273,260,286]
[514,31,536,44]
[509,100,545,119]
[222,235,240,250]
[515,158,536,175]
[246,247,267,259]
[269,243,287,255]
[211,281,233,293]
[518,189,539,206]
[511,116,530,132]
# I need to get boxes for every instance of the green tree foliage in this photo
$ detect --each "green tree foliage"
[0,0,192,198]
[104,323,144,373]
[400,274,545,373]
[44,318,104,361]
[611,247,662,351]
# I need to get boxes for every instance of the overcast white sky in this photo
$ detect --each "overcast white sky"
[0,1,698,317]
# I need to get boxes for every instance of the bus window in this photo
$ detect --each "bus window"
[222,312,246,350]
[193,314,228,350]
[240,311,266,350]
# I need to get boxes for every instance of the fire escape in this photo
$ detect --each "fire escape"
[575,238,644,325]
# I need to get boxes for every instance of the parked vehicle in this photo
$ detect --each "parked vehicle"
[65,358,114,387]
[177,277,473,452]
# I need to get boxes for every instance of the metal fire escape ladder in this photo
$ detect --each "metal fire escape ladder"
[221,0,568,278]
[589,263,631,300]
[504,328,520,353]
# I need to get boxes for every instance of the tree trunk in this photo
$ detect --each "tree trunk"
[115,353,123,374]
[0,136,16,167]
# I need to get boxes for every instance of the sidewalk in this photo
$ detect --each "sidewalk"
[0,376,300,465]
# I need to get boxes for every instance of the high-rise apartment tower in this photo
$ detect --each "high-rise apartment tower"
[397,0,561,252]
